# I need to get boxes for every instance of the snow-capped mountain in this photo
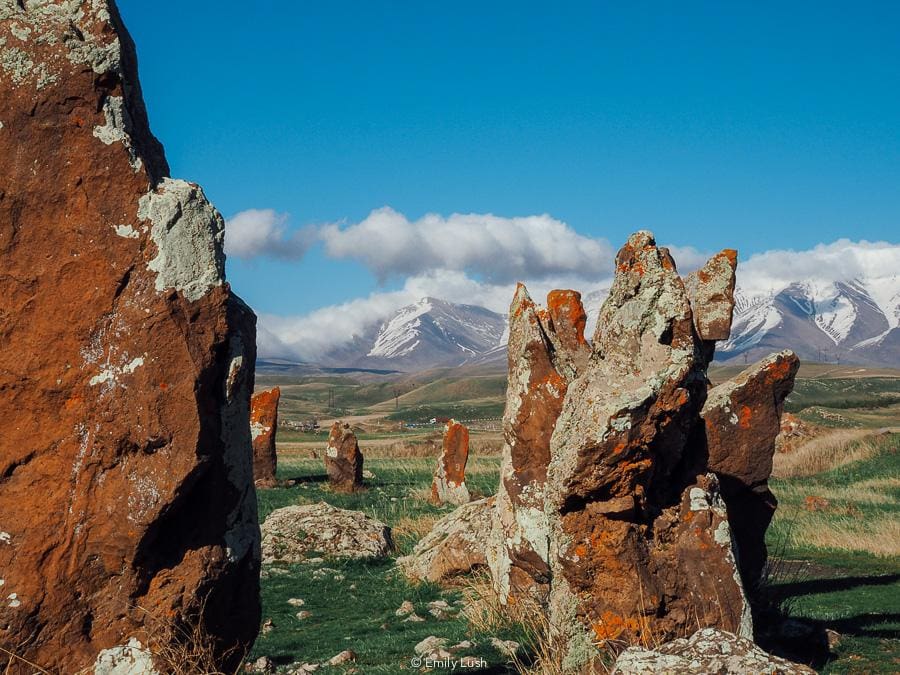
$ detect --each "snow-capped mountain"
[316,274,900,372]
[717,278,900,366]
[322,297,507,371]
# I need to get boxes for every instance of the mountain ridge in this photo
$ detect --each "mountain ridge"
[307,274,900,371]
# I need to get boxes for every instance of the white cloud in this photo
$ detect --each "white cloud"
[736,239,900,296]
[319,207,615,282]
[225,209,316,260]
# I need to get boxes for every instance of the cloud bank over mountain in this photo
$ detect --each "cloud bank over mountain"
[223,208,898,364]
[254,238,899,365]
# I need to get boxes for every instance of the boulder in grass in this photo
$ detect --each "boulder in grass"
[261,502,392,562]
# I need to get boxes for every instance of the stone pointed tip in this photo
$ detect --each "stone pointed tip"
[628,230,656,246]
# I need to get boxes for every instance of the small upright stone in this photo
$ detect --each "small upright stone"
[325,422,364,491]
[251,387,281,487]
[546,289,591,370]
[431,419,471,505]
[684,249,738,342]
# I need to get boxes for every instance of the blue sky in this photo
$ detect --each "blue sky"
[118,1,899,326]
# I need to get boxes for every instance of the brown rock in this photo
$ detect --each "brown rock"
[545,232,750,667]
[546,289,591,370]
[0,3,259,672]
[684,249,738,342]
[398,497,495,582]
[488,284,569,603]
[776,412,815,453]
[702,350,799,587]
[325,422,363,491]
[251,387,280,487]
[431,419,471,505]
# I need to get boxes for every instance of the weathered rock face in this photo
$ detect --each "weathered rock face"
[398,497,495,582]
[251,387,280,487]
[325,422,364,491]
[0,2,260,671]
[684,249,738,343]
[701,350,800,588]
[546,289,591,370]
[488,285,571,603]
[613,628,816,674]
[545,233,750,667]
[431,419,471,505]
[261,502,393,563]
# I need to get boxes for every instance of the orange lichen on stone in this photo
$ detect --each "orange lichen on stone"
[251,387,280,487]
[592,611,643,642]
[739,404,753,429]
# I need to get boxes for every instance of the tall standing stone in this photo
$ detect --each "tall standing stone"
[431,419,471,505]
[0,2,260,671]
[487,285,573,603]
[251,387,281,487]
[545,233,751,669]
[325,422,364,491]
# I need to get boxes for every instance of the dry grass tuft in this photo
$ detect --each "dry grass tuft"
[393,513,442,539]
[772,429,878,478]
[791,514,900,557]
[456,571,583,674]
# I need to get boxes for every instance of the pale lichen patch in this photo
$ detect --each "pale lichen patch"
[138,179,226,302]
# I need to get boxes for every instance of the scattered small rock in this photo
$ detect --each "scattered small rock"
[450,640,474,652]
[403,612,426,623]
[395,600,415,617]
[296,610,312,620]
[261,618,274,635]
[287,598,305,607]
[327,649,357,666]
[245,656,274,673]
[490,638,520,658]
[427,599,453,619]
[826,629,842,650]
[362,469,376,479]
[414,636,448,656]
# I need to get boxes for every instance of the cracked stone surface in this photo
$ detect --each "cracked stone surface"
[0,1,260,671]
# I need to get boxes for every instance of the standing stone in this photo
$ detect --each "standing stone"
[251,387,281,487]
[431,419,471,505]
[325,422,364,491]
[701,350,800,589]
[488,284,570,603]
[545,232,750,669]
[546,289,591,370]
[684,250,738,342]
[0,2,259,671]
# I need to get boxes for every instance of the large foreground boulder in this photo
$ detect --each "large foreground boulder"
[545,234,750,667]
[399,497,495,582]
[613,628,815,674]
[261,502,393,563]
[0,2,259,671]
[431,419,471,505]
[251,387,281,487]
